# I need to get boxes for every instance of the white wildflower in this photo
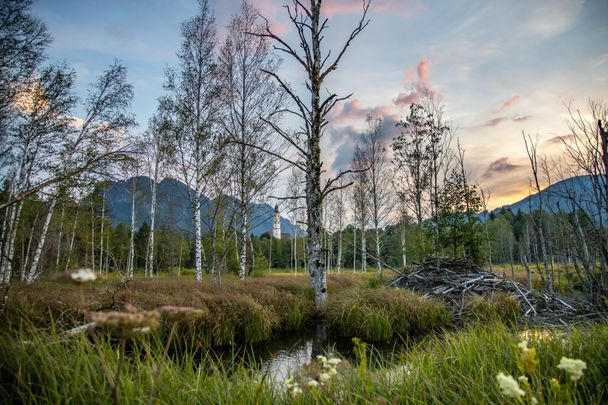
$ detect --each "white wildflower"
[328,367,338,376]
[557,357,587,381]
[307,380,319,388]
[517,375,528,384]
[320,372,332,383]
[70,268,97,283]
[531,397,538,404]
[496,372,525,398]
[291,386,302,398]
[316,355,328,365]
[328,358,342,366]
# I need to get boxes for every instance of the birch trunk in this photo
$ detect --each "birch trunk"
[194,202,203,281]
[1,202,23,284]
[27,194,58,283]
[127,189,136,278]
[99,192,105,275]
[361,225,367,273]
[239,207,248,280]
[55,204,65,269]
[65,208,79,272]
[374,226,381,277]
[145,177,158,277]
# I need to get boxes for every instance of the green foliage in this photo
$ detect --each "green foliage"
[465,293,521,326]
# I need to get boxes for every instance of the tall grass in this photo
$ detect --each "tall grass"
[325,287,452,341]
[2,274,370,346]
[1,320,606,404]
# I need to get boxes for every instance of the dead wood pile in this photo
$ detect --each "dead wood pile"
[389,257,600,326]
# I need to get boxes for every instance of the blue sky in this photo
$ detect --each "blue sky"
[32,0,608,208]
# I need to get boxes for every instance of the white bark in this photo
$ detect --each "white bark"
[65,208,79,272]
[194,202,203,281]
[145,176,158,277]
[127,189,136,278]
[27,193,57,283]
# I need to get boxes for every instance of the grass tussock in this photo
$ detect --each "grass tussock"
[325,287,452,341]
[1,320,606,404]
[464,292,521,326]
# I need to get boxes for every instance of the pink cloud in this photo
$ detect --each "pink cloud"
[322,0,425,18]
[328,98,394,124]
[499,95,520,111]
[393,57,440,108]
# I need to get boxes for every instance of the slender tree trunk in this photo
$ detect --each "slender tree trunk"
[239,204,248,280]
[194,201,203,281]
[1,201,23,284]
[401,221,407,269]
[91,203,95,272]
[127,190,136,278]
[21,209,40,281]
[27,194,58,283]
[361,224,367,273]
[55,203,65,269]
[352,226,357,273]
[65,208,79,272]
[374,225,382,277]
[99,192,105,275]
[145,178,158,277]
[337,227,343,274]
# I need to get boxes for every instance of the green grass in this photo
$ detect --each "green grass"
[0,320,606,404]
[325,287,452,341]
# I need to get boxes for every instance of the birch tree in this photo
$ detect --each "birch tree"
[0,0,51,174]
[218,0,286,280]
[142,100,173,278]
[351,145,369,273]
[256,0,370,311]
[2,64,76,284]
[22,62,135,283]
[166,0,223,281]
[359,115,394,277]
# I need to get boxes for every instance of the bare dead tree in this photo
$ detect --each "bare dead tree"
[254,0,371,310]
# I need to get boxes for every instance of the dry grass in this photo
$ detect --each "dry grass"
[2,273,367,346]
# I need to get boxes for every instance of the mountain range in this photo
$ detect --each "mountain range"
[492,175,604,218]
[105,176,298,237]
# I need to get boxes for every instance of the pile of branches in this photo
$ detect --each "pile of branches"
[389,257,600,326]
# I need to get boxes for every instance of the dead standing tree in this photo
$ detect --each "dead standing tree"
[255,0,370,311]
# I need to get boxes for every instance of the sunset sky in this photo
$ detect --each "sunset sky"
[32,0,608,209]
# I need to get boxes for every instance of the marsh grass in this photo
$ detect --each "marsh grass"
[1,319,606,404]
[2,274,367,346]
[325,287,452,341]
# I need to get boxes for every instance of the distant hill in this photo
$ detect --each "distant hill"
[105,176,299,237]
[493,175,604,219]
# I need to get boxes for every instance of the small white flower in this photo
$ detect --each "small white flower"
[517,375,528,384]
[71,268,97,283]
[307,380,319,388]
[531,397,538,404]
[517,341,529,351]
[496,372,525,398]
[291,386,302,398]
[316,355,328,365]
[328,358,342,366]
[328,367,338,376]
[131,326,151,335]
[557,357,587,381]
[320,372,331,383]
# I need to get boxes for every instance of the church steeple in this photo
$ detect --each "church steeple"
[272,204,281,239]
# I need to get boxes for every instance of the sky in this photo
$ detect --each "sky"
[31,0,608,209]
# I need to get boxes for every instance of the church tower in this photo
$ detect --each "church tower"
[273,204,281,239]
